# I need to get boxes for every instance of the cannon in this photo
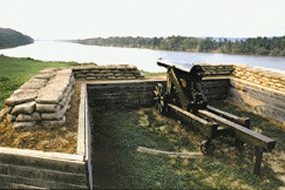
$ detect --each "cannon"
[153,58,276,175]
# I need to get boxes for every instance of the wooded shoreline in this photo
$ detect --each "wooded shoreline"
[74,35,285,56]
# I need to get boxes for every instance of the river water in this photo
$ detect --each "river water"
[1,41,285,73]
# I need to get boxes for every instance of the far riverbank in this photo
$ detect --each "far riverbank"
[0,41,285,72]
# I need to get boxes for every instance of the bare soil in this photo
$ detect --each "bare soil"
[0,80,83,154]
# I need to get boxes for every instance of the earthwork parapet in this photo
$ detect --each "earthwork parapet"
[0,65,144,129]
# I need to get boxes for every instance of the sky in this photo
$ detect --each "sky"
[0,0,285,40]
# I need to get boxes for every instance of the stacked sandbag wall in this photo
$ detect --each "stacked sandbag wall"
[36,69,74,127]
[72,65,144,80]
[233,65,285,92]
[2,68,74,129]
[201,64,234,76]
[0,65,144,128]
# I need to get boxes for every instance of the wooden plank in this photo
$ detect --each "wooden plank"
[230,84,285,110]
[0,174,88,189]
[207,105,250,128]
[0,182,45,189]
[0,150,86,174]
[0,147,84,162]
[230,78,285,97]
[168,104,218,139]
[253,147,263,175]
[197,110,276,152]
[85,91,93,188]
[137,146,203,157]
[228,87,285,123]
[2,163,87,186]
[168,69,189,109]
[77,83,86,156]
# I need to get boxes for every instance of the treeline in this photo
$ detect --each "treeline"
[0,28,33,49]
[75,35,285,56]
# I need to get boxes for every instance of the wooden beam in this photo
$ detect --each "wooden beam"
[207,105,250,128]
[253,147,263,175]
[168,104,218,139]
[198,109,276,152]
[168,68,190,109]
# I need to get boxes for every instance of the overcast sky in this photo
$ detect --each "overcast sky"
[0,0,284,40]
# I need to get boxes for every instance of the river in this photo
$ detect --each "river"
[1,41,285,73]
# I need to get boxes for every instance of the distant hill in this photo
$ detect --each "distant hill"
[0,28,33,49]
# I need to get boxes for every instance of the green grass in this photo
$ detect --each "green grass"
[91,106,285,189]
[0,55,79,108]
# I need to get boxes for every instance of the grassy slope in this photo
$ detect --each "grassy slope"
[0,55,78,108]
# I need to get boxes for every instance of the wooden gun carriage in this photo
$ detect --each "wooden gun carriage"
[153,58,276,175]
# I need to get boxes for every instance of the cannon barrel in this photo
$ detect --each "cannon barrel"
[157,59,204,78]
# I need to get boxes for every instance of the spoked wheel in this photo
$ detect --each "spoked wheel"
[200,140,215,155]
[153,83,165,113]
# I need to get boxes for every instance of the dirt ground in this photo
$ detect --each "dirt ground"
[0,80,83,154]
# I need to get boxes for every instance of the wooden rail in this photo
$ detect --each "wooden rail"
[197,109,276,152]
[167,103,276,175]
[207,105,250,128]
[168,104,218,139]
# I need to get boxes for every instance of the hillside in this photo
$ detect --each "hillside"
[0,28,33,49]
